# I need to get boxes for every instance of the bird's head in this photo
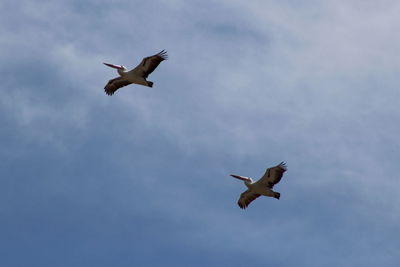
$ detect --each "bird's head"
[230,174,253,184]
[103,62,127,71]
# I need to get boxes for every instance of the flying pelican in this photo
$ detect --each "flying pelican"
[103,50,168,95]
[230,162,287,209]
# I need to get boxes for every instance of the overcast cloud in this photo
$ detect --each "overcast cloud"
[1,0,400,266]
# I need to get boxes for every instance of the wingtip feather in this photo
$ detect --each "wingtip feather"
[104,88,114,96]
[278,161,287,170]
[157,50,168,60]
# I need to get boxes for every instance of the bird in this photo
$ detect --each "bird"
[230,162,287,209]
[103,50,168,95]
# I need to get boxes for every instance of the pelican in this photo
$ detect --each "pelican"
[230,162,287,209]
[103,50,168,95]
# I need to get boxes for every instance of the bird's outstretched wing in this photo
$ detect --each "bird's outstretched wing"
[256,162,287,188]
[104,77,132,96]
[132,50,168,78]
[237,190,261,209]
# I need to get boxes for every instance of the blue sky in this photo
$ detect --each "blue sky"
[1,0,400,266]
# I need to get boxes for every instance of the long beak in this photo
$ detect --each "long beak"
[230,174,251,182]
[103,62,124,70]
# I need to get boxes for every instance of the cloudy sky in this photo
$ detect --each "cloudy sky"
[1,0,400,266]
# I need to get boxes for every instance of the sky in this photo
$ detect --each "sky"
[1,0,400,266]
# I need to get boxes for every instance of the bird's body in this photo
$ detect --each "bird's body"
[244,181,278,197]
[231,162,287,209]
[103,50,168,95]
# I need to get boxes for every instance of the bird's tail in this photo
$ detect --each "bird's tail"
[147,81,153,87]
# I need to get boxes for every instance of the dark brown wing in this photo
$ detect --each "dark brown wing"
[104,77,132,96]
[256,162,287,188]
[237,190,261,209]
[132,50,168,78]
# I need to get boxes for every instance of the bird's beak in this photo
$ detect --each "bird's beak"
[103,62,124,70]
[230,174,251,182]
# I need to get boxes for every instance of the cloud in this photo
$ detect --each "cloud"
[1,1,400,266]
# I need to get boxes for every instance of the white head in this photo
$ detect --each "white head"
[230,174,253,184]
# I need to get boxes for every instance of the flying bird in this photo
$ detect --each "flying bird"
[230,162,287,209]
[103,50,168,95]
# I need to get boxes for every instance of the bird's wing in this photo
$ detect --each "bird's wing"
[104,77,132,95]
[132,50,168,78]
[256,162,287,188]
[237,190,260,209]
